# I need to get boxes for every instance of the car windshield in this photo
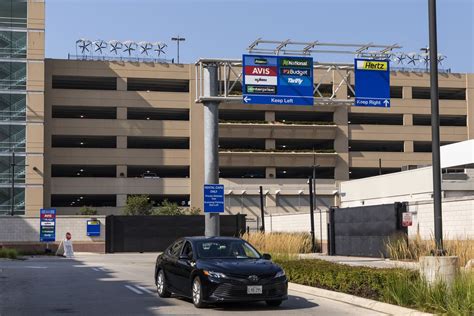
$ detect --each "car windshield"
[195,240,261,259]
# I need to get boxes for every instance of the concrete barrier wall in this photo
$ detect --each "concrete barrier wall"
[263,197,474,241]
[0,216,106,253]
[264,212,329,241]
[408,197,474,239]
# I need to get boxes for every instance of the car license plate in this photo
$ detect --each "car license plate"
[247,285,262,294]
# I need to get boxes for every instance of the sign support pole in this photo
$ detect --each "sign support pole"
[203,64,220,237]
[428,0,443,254]
[259,186,265,232]
[308,177,316,252]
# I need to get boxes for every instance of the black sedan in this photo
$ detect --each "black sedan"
[154,236,288,308]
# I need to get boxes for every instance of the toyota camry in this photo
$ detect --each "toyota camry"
[154,236,288,308]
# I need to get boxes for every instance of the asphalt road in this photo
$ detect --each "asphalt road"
[0,253,386,316]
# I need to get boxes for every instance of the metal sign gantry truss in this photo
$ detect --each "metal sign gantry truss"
[195,59,356,105]
[195,39,402,105]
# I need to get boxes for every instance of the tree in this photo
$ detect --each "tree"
[152,200,184,215]
[79,206,97,216]
[124,195,153,215]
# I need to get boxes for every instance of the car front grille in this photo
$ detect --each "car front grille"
[212,281,287,299]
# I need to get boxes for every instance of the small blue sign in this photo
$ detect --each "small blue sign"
[243,54,314,106]
[86,220,101,237]
[40,209,56,242]
[204,184,225,213]
[354,58,390,107]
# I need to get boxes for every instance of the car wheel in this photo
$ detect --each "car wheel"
[266,300,283,307]
[156,269,171,298]
[192,277,205,308]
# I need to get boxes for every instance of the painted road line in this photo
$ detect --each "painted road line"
[125,285,143,295]
[135,285,153,294]
[24,266,47,269]
[92,267,100,271]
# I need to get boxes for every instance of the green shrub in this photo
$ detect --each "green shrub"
[384,271,473,315]
[152,200,185,215]
[0,248,18,259]
[276,259,418,300]
[79,206,97,216]
[124,195,153,215]
[277,259,473,315]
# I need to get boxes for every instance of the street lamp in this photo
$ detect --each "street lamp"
[171,36,185,64]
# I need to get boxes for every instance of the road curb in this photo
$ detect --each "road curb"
[288,283,433,316]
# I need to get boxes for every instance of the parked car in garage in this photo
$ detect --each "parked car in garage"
[154,236,288,308]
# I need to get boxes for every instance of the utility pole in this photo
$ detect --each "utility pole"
[312,150,322,252]
[10,151,15,216]
[428,0,443,253]
[308,176,316,252]
[171,36,185,64]
[203,63,220,237]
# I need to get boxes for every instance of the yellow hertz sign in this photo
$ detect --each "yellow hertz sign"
[357,60,388,71]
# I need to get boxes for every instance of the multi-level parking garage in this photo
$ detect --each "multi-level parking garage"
[4,0,473,218]
[38,58,473,219]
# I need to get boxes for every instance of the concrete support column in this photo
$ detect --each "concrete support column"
[117,77,127,91]
[404,140,414,153]
[117,165,127,177]
[266,167,276,179]
[334,105,349,181]
[420,256,459,286]
[117,136,127,149]
[265,139,275,150]
[117,194,127,209]
[117,107,127,120]
[403,114,413,126]
[402,86,413,99]
[265,111,275,122]
[466,76,474,138]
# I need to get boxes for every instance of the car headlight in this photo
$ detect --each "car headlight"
[274,270,286,278]
[203,270,227,279]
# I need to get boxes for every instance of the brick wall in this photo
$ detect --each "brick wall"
[0,216,106,242]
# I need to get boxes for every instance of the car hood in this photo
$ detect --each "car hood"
[197,259,281,276]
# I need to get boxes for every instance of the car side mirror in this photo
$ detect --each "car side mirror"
[179,254,192,261]
[262,253,272,260]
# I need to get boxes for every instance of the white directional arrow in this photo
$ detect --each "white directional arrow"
[243,96,251,103]
[383,99,390,107]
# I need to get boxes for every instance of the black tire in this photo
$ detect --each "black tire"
[192,277,206,308]
[156,269,171,298]
[266,300,283,307]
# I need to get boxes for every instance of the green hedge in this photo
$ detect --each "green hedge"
[0,248,18,259]
[276,259,418,300]
[277,259,473,315]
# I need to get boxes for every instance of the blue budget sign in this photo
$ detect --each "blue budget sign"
[204,184,225,213]
[86,220,101,237]
[354,58,390,107]
[40,209,56,242]
[243,54,314,106]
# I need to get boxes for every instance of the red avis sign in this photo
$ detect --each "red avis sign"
[244,66,278,76]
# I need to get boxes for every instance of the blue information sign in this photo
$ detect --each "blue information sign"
[86,220,101,237]
[204,184,225,213]
[40,209,56,242]
[243,54,314,106]
[355,58,390,107]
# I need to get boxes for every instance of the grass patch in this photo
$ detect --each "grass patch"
[242,232,313,261]
[384,270,473,315]
[277,259,473,315]
[386,235,474,267]
[0,248,18,259]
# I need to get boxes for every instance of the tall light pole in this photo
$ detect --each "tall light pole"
[428,0,443,254]
[171,36,185,64]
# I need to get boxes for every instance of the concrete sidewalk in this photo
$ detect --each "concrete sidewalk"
[298,253,419,270]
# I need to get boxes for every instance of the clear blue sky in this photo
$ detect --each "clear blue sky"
[45,0,473,73]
